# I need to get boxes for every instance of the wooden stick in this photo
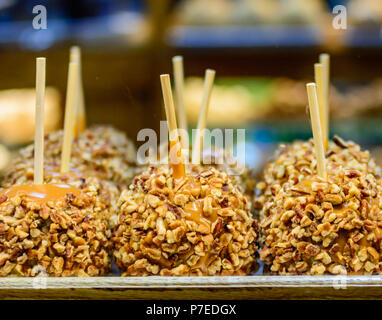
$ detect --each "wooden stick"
[192,69,216,165]
[306,83,327,179]
[160,74,185,179]
[60,62,79,173]
[34,57,46,185]
[314,63,327,150]
[320,53,330,146]
[70,46,86,136]
[172,56,187,149]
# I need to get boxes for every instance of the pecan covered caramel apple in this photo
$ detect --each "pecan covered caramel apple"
[112,166,258,276]
[257,137,382,275]
[2,125,136,189]
[254,136,380,218]
[1,157,120,220]
[0,177,111,277]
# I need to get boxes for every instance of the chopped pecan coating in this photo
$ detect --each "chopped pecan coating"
[189,148,256,204]
[0,178,111,277]
[259,164,382,275]
[254,137,380,217]
[112,166,258,276]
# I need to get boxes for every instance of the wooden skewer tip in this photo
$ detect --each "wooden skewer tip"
[192,68,216,164]
[172,55,183,62]
[306,82,327,179]
[61,62,79,173]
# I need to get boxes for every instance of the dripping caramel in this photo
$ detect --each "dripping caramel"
[73,114,86,138]
[1,183,81,205]
[174,174,218,227]
[183,199,218,229]
[169,140,185,179]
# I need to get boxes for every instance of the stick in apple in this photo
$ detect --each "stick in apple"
[192,69,216,165]
[70,46,86,136]
[34,57,46,185]
[314,63,327,151]
[172,56,188,149]
[160,74,185,179]
[60,62,79,173]
[320,53,330,147]
[306,82,327,179]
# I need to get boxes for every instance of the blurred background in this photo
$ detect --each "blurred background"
[0,0,382,174]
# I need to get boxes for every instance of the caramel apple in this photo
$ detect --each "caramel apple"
[112,166,258,276]
[2,125,137,189]
[254,136,380,219]
[0,179,111,277]
[259,163,382,275]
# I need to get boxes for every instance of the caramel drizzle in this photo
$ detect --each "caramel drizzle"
[73,114,86,138]
[293,178,315,193]
[174,174,218,228]
[183,200,217,229]
[180,246,216,273]
[173,173,220,272]
[169,140,185,179]
[1,183,81,204]
[333,205,351,219]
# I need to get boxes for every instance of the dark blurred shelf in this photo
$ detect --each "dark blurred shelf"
[0,11,148,50]
[167,24,382,49]
[346,26,382,48]
[167,25,320,48]
[2,6,382,142]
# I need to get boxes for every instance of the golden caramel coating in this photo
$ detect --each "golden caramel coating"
[112,166,258,276]
[1,163,120,222]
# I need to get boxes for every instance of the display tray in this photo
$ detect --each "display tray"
[1,275,382,300]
